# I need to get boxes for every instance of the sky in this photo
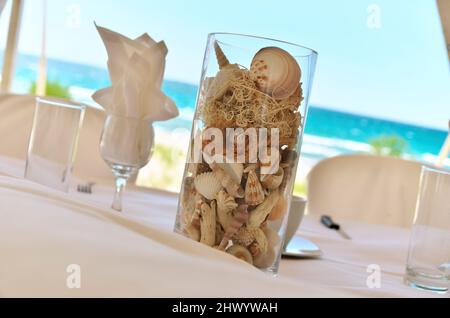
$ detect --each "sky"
[0,0,449,130]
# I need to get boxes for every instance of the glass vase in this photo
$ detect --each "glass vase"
[175,33,318,274]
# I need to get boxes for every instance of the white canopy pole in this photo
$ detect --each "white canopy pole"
[1,0,24,93]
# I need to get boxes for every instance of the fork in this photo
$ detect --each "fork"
[77,182,95,194]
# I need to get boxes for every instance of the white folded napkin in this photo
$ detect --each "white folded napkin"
[92,24,179,121]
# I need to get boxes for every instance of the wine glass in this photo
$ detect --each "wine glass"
[100,114,154,211]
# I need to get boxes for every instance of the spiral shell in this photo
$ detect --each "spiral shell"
[250,47,301,100]
[226,245,253,265]
[245,170,265,206]
[214,41,230,69]
[194,172,222,200]
[219,204,249,250]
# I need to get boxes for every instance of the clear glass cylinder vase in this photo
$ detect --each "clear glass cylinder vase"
[175,33,318,274]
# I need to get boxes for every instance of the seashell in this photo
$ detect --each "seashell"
[185,225,200,242]
[250,47,301,100]
[181,177,196,223]
[218,205,249,250]
[199,201,217,246]
[280,83,303,111]
[214,41,230,69]
[247,191,280,228]
[281,149,298,167]
[253,247,276,269]
[210,158,244,184]
[244,163,259,174]
[189,162,211,176]
[215,222,225,246]
[248,233,269,258]
[262,224,281,248]
[194,172,222,201]
[207,64,241,100]
[216,190,238,231]
[259,146,281,176]
[268,196,288,221]
[213,166,244,198]
[233,226,259,246]
[261,167,284,190]
[185,201,202,241]
[245,170,265,206]
[226,245,253,265]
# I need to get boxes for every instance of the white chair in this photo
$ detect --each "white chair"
[306,154,424,228]
[0,93,116,183]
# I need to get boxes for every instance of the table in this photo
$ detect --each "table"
[0,157,447,298]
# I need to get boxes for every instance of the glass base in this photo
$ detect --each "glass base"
[405,267,449,294]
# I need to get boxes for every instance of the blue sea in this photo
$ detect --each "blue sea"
[3,53,448,165]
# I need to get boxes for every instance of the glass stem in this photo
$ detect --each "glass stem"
[112,176,128,212]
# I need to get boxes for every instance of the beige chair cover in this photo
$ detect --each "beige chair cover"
[307,155,423,228]
[0,94,115,183]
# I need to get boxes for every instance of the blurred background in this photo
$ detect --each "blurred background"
[0,0,449,195]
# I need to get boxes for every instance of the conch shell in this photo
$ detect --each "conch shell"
[206,42,242,99]
[247,191,280,228]
[216,189,238,231]
[199,201,216,246]
[194,172,222,200]
[219,204,249,250]
[250,46,301,100]
[212,166,244,198]
[214,41,230,69]
[226,245,253,265]
[245,170,265,206]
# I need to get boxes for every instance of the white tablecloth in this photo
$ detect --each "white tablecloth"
[0,157,447,298]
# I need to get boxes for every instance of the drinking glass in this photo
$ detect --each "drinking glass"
[99,114,154,212]
[25,97,85,192]
[404,166,450,293]
[174,33,318,274]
